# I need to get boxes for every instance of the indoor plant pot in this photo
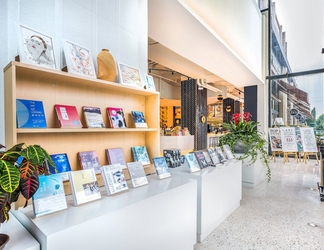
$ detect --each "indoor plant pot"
[219,112,271,182]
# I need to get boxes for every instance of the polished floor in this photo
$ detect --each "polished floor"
[194,158,324,250]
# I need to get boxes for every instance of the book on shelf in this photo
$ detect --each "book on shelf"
[82,106,105,128]
[16,99,47,128]
[215,147,227,163]
[131,111,148,128]
[152,156,172,180]
[184,152,201,173]
[223,144,235,160]
[131,146,151,165]
[106,107,127,128]
[101,164,128,195]
[163,149,181,168]
[54,104,82,128]
[46,153,72,181]
[77,150,102,174]
[126,161,148,188]
[207,147,222,166]
[32,174,67,217]
[202,149,214,166]
[69,168,101,206]
[194,151,209,169]
[106,147,127,169]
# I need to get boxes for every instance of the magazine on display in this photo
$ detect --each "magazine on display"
[54,104,82,128]
[32,174,67,217]
[46,153,72,181]
[194,151,209,169]
[202,149,214,166]
[16,99,47,128]
[207,147,221,166]
[152,157,172,180]
[131,146,151,165]
[106,147,127,169]
[101,164,128,195]
[215,147,227,163]
[107,107,127,128]
[77,150,101,174]
[83,106,105,128]
[131,111,148,128]
[163,149,181,168]
[69,169,101,206]
[184,153,201,173]
[223,144,235,160]
[126,161,148,188]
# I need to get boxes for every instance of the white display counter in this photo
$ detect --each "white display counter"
[13,175,197,250]
[1,212,39,250]
[235,153,266,187]
[160,135,194,153]
[171,160,242,242]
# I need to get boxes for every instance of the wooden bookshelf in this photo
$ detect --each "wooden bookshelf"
[4,61,160,208]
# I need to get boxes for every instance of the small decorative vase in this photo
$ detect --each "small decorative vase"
[0,234,9,250]
[97,49,117,81]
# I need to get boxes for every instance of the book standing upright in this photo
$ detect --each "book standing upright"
[54,104,82,128]
[126,161,148,188]
[101,164,128,195]
[107,107,127,128]
[77,150,101,174]
[152,157,172,179]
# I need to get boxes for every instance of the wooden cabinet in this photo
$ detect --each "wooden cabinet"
[4,61,160,207]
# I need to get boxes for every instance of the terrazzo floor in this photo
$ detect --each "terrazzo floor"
[194,158,324,250]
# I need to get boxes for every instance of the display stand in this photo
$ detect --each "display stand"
[1,212,40,250]
[283,152,299,164]
[170,160,242,242]
[303,152,319,164]
[271,151,284,162]
[13,175,197,250]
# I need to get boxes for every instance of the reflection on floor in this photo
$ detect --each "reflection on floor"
[194,158,324,250]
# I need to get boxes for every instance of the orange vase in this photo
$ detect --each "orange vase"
[97,49,117,81]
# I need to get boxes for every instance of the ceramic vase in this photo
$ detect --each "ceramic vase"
[97,49,117,81]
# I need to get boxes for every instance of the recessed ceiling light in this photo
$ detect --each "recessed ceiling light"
[307,222,317,227]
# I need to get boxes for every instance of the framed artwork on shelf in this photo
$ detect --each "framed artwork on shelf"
[17,23,57,69]
[117,62,143,88]
[62,39,96,78]
[144,74,156,91]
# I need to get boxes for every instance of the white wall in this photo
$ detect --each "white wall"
[0,0,148,145]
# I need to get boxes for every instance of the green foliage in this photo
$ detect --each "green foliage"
[219,114,271,182]
[316,113,324,131]
[0,143,54,223]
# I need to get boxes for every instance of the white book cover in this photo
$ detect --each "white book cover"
[202,149,214,166]
[223,144,235,160]
[152,157,171,180]
[69,169,101,206]
[32,174,67,217]
[83,106,105,128]
[126,161,148,188]
[207,148,221,166]
[101,164,128,195]
[280,127,298,152]
[215,147,227,163]
[300,127,318,152]
[184,153,201,173]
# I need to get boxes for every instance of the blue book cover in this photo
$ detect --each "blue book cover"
[184,153,201,173]
[152,157,171,179]
[46,153,72,181]
[32,174,67,217]
[131,146,150,165]
[16,99,47,128]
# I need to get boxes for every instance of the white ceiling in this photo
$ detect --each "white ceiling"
[148,0,264,91]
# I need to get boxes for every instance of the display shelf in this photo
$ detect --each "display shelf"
[1,212,40,250]
[4,61,160,208]
[17,128,158,133]
[170,160,242,242]
[13,174,197,250]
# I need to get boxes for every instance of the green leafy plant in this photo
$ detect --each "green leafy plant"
[0,143,55,223]
[219,112,271,182]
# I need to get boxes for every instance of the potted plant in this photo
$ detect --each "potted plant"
[219,112,271,182]
[0,142,55,223]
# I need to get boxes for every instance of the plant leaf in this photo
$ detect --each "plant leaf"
[21,145,55,166]
[0,188,9,211]
[20,173,39,201]
[0,159,20,193]
[0,202,11,223]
